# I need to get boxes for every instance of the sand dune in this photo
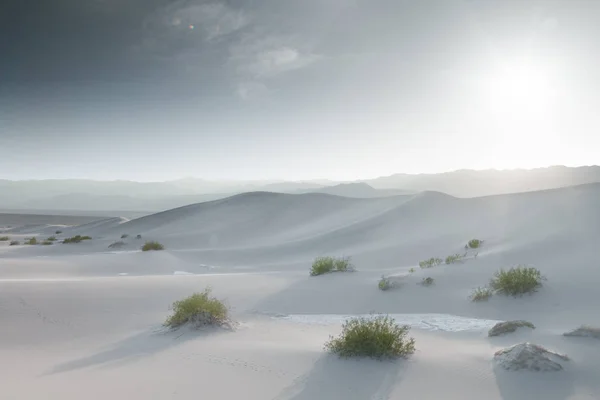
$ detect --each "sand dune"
[1,184,600,399]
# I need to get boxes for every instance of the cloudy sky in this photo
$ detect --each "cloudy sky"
[1,0,599,181]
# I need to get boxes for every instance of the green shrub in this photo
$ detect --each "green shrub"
[55,230,62,234]
[470,286,493,302]
[46,236,57,242]
[63,235,92,244]
[468,239,483,249]
[164,288,229,328]
[0,236,9,241]
[378,276,400,291]
[445,253,463,264]
[121,234,129,239]
[310,256,354,276]
[136,234,142,239]
[25,237,38,245]
[9,240,20,246]
[408,267,416,273]
[324,315,416,359]
[489,266,543,296]
[42,240,53,245]
[142,241,165,251]
[419,257,443,269]
[421,277,435,286]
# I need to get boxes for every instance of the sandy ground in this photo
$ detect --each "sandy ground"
[1,184,600,399]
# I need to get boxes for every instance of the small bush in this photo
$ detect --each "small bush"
[25,237,38,245]
[9,240,20,246]
[108,241,126,249]
[310,256,353,276]
[408,267,416,273]
[142,241,165,251]
[63,235,92,244]
[421,277,435,286]
[470,286,493,302]
[489,266,543,296]
[0,236,10,241]
[42,240,53,245]
[121,234,129,239]
[324,315,416,359]
[419,257,442,269]
[136,234,142,239]
[468,239,483,249]
[46,236,57,242]
[378,276,401,291]
[164,288,229,329]
[445,253,463,264]
[55,230,62,234]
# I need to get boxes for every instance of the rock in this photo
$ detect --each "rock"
[563,325,600,339]
[488,320,535,337]
[494,343,569,372]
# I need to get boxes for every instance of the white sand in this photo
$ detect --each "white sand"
[1,184,600,399]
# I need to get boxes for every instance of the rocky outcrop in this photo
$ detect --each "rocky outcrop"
[494,343,569,371]
[563,325,600,339]
[488,320,535,337]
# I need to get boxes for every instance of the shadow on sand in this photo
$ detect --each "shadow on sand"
[493,365,575,400]
[272,354,406,400]
[45,325,230,375]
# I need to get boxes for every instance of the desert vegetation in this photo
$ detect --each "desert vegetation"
[55,230,62,234]
[489,266,543,296]
[42,240,54,245]
[421,277,435,286]
[136,234,142,239]
[63,235,92,244]
[0,236,10,241]
[121,234,129,239]
[467,239,483,249]
[445,253,464,264]
[324,315,415,359]
[309,256,353,276]
[470,286,493,302]
[46,236,57,242]
[142,241,165,251]
[164,288,230,329]
[378,275,400,291]
[488,320,535,337]
[24,237,38,245]
[419,257,443,269]
[9,240,20,246]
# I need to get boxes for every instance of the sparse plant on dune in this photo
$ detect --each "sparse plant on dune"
[136,234,142,239]
[421,277,435,286]
[489,266,544,296]
[164,288,230,329]
[10,240,20,246]
[42,240,53,245]
[46,236,57,242]
[445,253,464,264]
[142,241,165,251]
[468,239,483,249]
[0,236,10,241]
[55,230,62,234]
[121,234,129,239]
[24,237,38,245]
[419,257,443,269]
[310,256,354,276]
[63,235,92,244]
[378,275,400,291]
[470,286,493,302]
[408,267,415,273]
[324,315,416,359]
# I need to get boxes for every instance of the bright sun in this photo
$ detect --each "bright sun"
[483,61,556,117]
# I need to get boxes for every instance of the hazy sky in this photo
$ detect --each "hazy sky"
[1,0,599,181]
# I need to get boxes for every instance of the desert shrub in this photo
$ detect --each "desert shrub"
[25,237,38,245]
[408,267,416,273]
[421,277,435,286]
[10,240,20,246]
[378,276,401,291]
[419,257,443,269]
[470,286,493,302]
[136,234,142,239]
[55,230,62,234]
[0,236,9,241]
[63,235,92,244]
[324,315,416,359]
[121,234,129,239]
[108,241,126,249]
[46,236,57,241]
[310,256,353,276]
[468,239,483,249]
[42,240,53,245]
[142,241,165,251]
[164,288,229,329]
[445,253,463,264]
[489,266,543,296]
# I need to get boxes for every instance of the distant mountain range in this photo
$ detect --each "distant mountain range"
[1,165,599,213]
